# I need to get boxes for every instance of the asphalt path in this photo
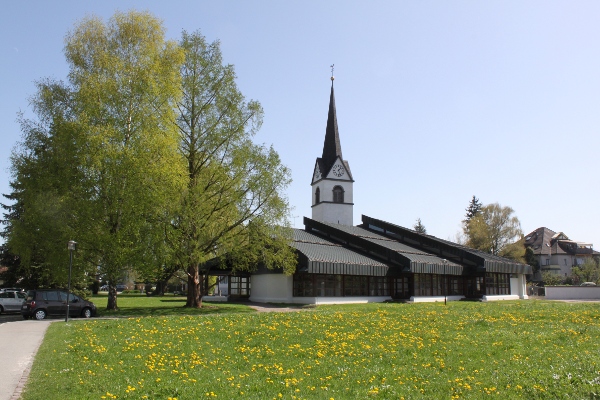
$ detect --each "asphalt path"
[0,313,24,324]
[0,319,52,400]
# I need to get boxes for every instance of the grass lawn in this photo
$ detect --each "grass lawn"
[22,300,600,399]
[91,294,255,317]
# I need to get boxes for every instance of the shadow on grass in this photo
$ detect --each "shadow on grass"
[95,300,255,318]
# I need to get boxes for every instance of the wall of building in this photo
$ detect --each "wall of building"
[311,176,353,225]
[510,274,529,299]
[312,201,353,226]
[250,274,390,304]
[410,295,464,303]
[250,274,293,303]
[545,286,600,300]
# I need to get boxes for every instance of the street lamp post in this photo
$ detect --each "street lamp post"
[66,240,77,322]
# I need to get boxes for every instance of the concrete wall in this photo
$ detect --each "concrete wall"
[482,295,522,301]
[311,161,354,226]
[510,274,529,299]
[410,295,464,303]
[250,274,293,303]
[545,286,600,300]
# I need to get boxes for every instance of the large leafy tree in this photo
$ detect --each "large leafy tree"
[6,83,85,289]
[171,31,295,308]
[7,11,186,309]
[464,202,525,262]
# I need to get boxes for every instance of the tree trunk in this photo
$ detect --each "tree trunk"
[152,280,167,296]
[107,285,118,310]
[185,264,202,308]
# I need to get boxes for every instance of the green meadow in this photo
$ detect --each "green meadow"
[22,300,600,399]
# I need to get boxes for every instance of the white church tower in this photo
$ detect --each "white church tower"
[311,76,354,225]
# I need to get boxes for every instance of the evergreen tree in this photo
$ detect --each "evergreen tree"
[464,195,483,222]
[413,218,427,235]
[524,246,539,274]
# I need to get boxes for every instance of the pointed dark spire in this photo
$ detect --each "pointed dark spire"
[321,81,343,173]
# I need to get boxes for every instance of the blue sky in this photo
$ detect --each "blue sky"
[1,1,599,248]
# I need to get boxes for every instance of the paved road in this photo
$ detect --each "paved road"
[0,314,23,324]
[0,319,52,400]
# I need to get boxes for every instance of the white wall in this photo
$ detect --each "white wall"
[410,295,464,303]
[311,166,354,225]
[510,274,529,299]
[545,286,600,300]
[482,295,521,301]
[312,202,353,226]
[250,274,294,303]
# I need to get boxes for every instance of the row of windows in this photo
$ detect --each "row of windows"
[293,273,512,298]
[413,274,464,296]
[293,274,390,297]
[314,186,344,205]
[544,258,586,266]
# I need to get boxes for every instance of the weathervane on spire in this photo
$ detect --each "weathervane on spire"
[330,64,335,81]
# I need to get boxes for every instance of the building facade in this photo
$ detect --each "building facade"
[524,227,599,280]
[246,80,531,304]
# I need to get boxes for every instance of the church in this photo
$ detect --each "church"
[223,78,531,304]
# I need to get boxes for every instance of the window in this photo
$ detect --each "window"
[293,274,314,297]
[230,276,250,296]
[447,276,463,296]
[414,274,444,296]
[317,275,342,296]
[42,291,60,301]
[315,187,320,204]
[344,275,367,296]
[333,186,344,203]
[485,273,510,295]
[369,277,389,296]
[393,277,410,299]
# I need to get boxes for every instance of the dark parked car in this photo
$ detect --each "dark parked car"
[0,291,27,314]
[21,289,97,320]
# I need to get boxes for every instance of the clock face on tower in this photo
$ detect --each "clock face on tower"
[332,164,345,177]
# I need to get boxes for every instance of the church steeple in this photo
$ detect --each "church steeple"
[321,82,343,174]
[311,70,354,226]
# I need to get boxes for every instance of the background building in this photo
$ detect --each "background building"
[524,227,599,280]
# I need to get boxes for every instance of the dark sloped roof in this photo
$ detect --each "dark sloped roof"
[292,229,389,276]
[321,83,342,173]
[524,227,599,256]
[303,218,464,275]
[524,227,555,256]
[360,215,532,275]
